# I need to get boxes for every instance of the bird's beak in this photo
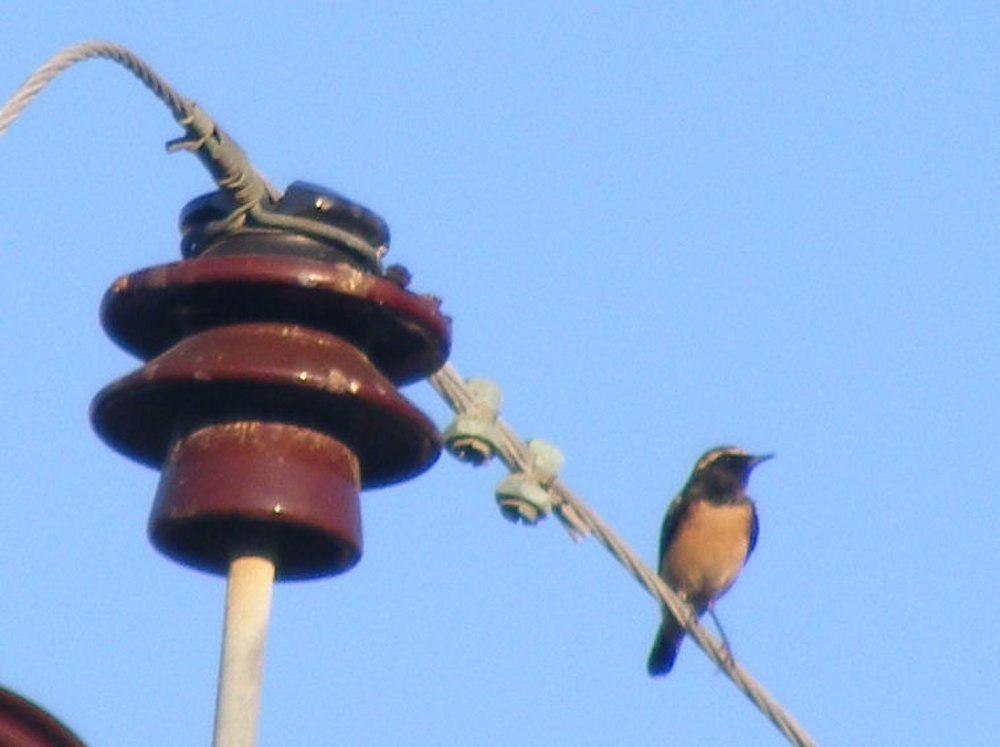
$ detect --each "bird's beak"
[750,453,774,468]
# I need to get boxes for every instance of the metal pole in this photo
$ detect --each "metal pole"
[212,553,276,747]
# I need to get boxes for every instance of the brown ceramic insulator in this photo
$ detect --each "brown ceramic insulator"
[99,253,449,385]
[0,686,85,747]
[91,322,440,487]
[94,183,450,580]
[151,422,362,579]
[91,322,441,578]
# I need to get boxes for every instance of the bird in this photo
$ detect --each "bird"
[647,446,772,676]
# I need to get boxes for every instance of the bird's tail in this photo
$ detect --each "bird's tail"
[647,615,685,676]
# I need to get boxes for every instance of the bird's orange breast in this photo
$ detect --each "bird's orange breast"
[661,500,753,608]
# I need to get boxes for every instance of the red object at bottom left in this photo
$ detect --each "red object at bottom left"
[0,686,85,747]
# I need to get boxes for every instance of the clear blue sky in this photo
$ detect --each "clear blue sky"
[1,4,997,745]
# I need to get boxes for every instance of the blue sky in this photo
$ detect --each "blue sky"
[1,3,998,745]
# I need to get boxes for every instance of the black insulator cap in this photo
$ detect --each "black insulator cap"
[179,181,390,270]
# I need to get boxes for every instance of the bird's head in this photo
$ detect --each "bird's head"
[688,446,773,498]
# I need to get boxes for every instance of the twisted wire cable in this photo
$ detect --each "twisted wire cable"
[0,40,276,200]
[0,41,381,269]
[430,362,817,747]
[0,41,188,127]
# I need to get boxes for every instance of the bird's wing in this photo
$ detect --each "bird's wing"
[746,502,759,559]
[657,494,689,567]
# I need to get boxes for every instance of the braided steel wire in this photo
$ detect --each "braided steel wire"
[430,362,817,747]
[0,41,189,130]
[0,41,385,268]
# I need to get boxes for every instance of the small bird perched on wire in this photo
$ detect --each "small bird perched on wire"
[647,446,772,676]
